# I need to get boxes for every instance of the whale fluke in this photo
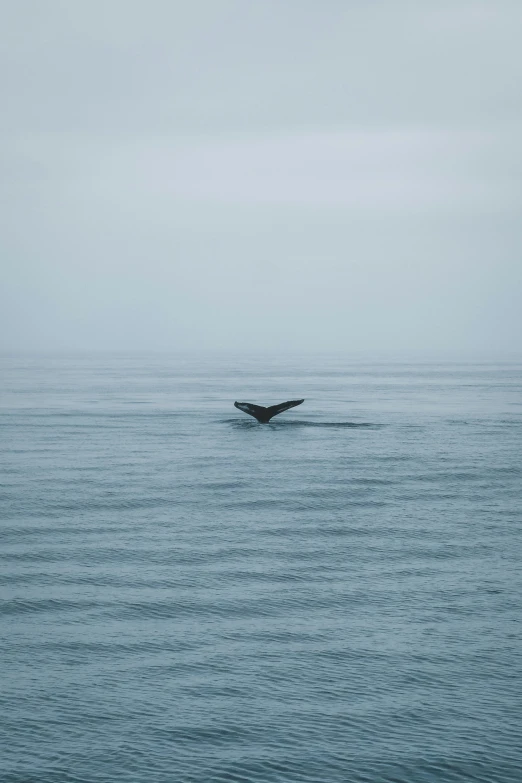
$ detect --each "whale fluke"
[234,399,304,423]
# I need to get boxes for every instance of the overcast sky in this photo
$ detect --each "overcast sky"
[1,0,521,354]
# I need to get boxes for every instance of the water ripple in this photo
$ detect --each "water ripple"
[1,356,521,783]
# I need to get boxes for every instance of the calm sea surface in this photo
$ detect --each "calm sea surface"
[1,354,521,783]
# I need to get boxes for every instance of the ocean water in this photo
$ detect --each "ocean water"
[1,354,521,783]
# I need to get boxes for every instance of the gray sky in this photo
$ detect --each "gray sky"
[1,0,521,354]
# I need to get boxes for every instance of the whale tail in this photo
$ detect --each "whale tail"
[234,399,304,423]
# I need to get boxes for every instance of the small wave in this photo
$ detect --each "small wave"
[0,597,100,616]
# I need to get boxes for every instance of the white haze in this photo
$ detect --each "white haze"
[1,0,521,354]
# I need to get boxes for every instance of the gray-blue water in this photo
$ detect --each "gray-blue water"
[1,354,521,783]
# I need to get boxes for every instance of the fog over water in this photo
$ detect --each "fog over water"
[1,0,521,353]
[2,8,522,781]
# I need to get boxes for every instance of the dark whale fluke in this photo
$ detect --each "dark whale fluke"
[234,399,304,423]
